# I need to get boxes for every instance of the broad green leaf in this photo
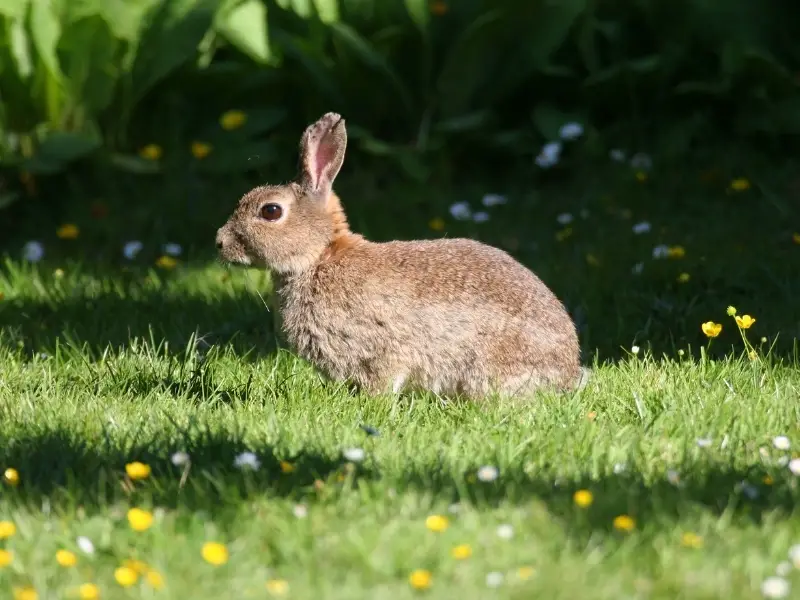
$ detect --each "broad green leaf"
[109,152,161,174]
[312,0,339,24]
[196,141,277,174]
[433,111,492,134]
[403,0,428,32]
[37,130,101,162]
[271,29,343,105]
[28,0,62,81]
[0,0,30,20]
[0,191,21,210]
[216,0,270,64]
[8,17,33,78]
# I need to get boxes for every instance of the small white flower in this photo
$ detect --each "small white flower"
[609,149,626,163]
[613,462,627,474]
[164,242,182,256]
[292,504,308,519]
[720,435,730,450]
[632,221,651,234]
[788,544,800,566]
[559,122,584,141]
[696,438,712,448]
[535,141,562,169]
[666,469,681,486]
[481,193,507,207]
[449,201,472,221]
[171,451,190,466]
[631,262,644,275]
[485,572,504,588]
[448,503,461,514]
[22,241,44,262]
[342,447,365,463]
[556,213,574,225]
[472,211,490,223]
[776,455,789,467]
[630,152,653,171]
[233,451,260,471]
[496,524,514,539]
[123,240,143,260]
[631,345,640,355]
[77,536,95,555]
[652,245,669,259]
[761,576,790,599]
[477,465,499,482]
[773,436,791,451]
[775,562,792,577]
[789,458,800,476]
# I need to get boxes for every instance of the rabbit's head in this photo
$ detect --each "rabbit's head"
[216,112,349,275]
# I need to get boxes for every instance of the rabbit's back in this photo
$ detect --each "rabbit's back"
[278,237,580,398]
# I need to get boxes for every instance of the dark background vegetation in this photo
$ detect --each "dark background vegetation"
[2,0,800,362]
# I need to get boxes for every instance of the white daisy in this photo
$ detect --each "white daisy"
[449,201,472,221]
[22,241,44,262]
[496,524,514,539]
[761,576,790,598]
[164,242,182,256]
[631,346,640,355]
[789,458,800,476]
[696,438,712,448]
[342,447,365,463]
[559,122,584,141]
[773,436,791,451]
[472,211,490,223]
[632,221,651,234]
[233,451,260,471]
[535,141,562,169]
[652,245,669,259]
[485,572,504,588]
[556,213,574,225]
[613,462,627,474]
[481,194,507,207]
[123,240,143,260]
[292,504,308,519]
[76,536,95,555]
[788,544,800,567]
[477,465,499,482]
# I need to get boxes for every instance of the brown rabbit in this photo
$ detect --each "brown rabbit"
[216,113,583,400]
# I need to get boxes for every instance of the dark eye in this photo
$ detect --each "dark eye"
[260,203,283,221]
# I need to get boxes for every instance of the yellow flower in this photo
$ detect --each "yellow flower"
[0,520,16,539]
[425,514,449,532]
[763,474,774,485]
[220,110,247,130]
[127,508,154,532]
[125,461,151,480]
[146,569,165,589]
[0,549,13,567]
[729,178,750,192]
[202,542,229,566]
[613,514,636,532]
[573,489,593,508]
[517,566,535,580]
[279,460,295,474]
[726,306,737,316]
[78,583,100,600]
[266,579,289,596]
[677,272,690,283]
[56,224,80,240]
[12,587,37,600]
[114,566,138,587]
[155,255,178,270]
[123,559,149,574]
[749,350,758,361]
[428,218,445,231]
[635,171,648,182]
[139,144,162,161]
[54,268,65,278]
[450,544,472,559]
[409,569,432,590]
[56,549,78,567]
[793,233,800,245]
[681,532,703,548]
[735,314,756,329]
[4,467,20,486]
[191,141,212,159]
[701,321,722,338]
[666,245,685,259]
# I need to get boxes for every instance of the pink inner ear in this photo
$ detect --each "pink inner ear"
[312,140,336,188]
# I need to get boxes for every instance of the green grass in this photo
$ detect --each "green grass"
[1,154,800,599]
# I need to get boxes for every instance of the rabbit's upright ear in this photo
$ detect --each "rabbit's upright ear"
[299,112,347,198]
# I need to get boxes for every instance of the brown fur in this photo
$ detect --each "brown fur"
[216,112,581,400]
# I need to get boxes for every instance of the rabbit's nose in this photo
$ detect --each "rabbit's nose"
[215,228,226,250]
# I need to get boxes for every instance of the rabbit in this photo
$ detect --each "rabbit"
[215,112,584,400]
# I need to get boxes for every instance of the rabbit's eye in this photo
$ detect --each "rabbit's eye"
[260,203,283,221]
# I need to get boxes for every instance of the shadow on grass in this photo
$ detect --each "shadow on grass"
[1,429,795,536]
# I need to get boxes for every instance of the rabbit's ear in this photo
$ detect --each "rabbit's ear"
[299,112,347,198]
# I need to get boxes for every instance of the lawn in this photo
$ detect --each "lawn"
[1,153,800,599]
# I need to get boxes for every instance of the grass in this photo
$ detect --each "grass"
[1,151,800,599]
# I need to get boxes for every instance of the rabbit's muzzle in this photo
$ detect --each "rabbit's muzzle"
[215,225,251,266]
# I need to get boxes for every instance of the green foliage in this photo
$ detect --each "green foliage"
[1,0,799,208]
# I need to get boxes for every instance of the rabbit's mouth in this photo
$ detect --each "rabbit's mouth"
[215,226,253,266]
